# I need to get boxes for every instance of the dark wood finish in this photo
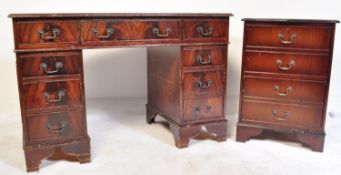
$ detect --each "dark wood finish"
[244,50,330,77]
[245,23,333,50]
[10,13,232,171]
[82,20,180,42]
[182,20,229,42]
[237,19,338,152]
[19,51,82,78]
[181,46,226,67]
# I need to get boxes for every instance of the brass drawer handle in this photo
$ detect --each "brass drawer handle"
[196,54,212,65]
[278,33,297,44]
[38,28,61,40]
[152,27,172,37]
[196,26,213,36]
[196,80,212,89]
[272,110,289,121]
[92,28,114,39]
[44,90,65,103]
[40,61,63,74]
[276,59,295,71]
[274,85,292,96]
[46,122,66,134]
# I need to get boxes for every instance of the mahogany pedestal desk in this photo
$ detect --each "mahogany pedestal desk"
[9,13,232,172]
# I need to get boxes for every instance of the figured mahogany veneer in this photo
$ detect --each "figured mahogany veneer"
[9,13,232,172]
[237,18,339,152]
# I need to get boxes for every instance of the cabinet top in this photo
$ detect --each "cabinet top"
[8,13,233,19]
[242,18,339,24]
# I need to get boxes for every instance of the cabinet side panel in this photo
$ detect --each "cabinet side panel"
[147,46,181,124]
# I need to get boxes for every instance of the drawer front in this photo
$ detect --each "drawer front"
[23,80,82,111]
[182,46,226,67]
[19,51,82,78]
[243,76,327,103]
[244,51,330,77]
[241,100,323,131]
[182,20,228,42]
[17,21,79,46]
[82,20,180,42]
[183,71,225,95]
[184,95,223,122]
[245,24,332,49]
[27,110,85,143]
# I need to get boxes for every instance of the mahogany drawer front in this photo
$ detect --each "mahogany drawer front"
[241,100,323,131]
[244,51,330,77]
[243,76,327,103]
[26,110,85,143]
[23,80,82,111]
[82,20,180,42]
[245,23,333,50]
[16,21,79,47]
[184,95,223,122]
[182,20,228,42]
[19,51,82,78]
[182,46,226,67]
[183,70,225,95]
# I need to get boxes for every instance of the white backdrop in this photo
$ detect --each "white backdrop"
[0,0,340,114]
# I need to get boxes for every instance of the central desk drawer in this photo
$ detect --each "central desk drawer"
[19,51,82,78]
[183,70,225,95]
[245,23,333,50]
[26,110,85,144]
[82,20,180,42]
[182,46,226,67]
[23,80,82,111]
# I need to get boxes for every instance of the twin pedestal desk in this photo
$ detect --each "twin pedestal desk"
[9,13,232,171]
[9,13,338,172]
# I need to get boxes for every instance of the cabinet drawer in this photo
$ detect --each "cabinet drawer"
[183,70,225,95]
[19,51,82,78]
[241,100,324,131]
[244,51,330,77]
[182,46,226,67]
[182,20,228,42]
[245,23,333,50]
[243,76,327,103]
[23,80,82,111]
[26,110,85,143]
[184,95,223,122]
[16,21,79,47]
[82,20,180,42]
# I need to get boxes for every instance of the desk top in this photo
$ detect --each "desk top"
[8,13,233,19]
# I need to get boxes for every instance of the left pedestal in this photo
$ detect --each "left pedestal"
[16,51,91,172]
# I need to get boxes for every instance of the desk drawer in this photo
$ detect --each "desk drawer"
[241,100,323,131]
[26,110,85,144]
[82,20,180,42]
[244,51,330,77]
[16,21,79,47]
[19,51,82,78]
[23,80,82,111]
[183,70,225,95]
[182,20,228,42]
[182,46,226,67]
[184,95,223,122]
[243,76,327,103]
[245,23,333,50]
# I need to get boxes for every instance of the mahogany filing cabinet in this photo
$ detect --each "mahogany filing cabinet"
[237,18,339,152]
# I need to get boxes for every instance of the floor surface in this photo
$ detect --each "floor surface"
[0,98,340,175]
